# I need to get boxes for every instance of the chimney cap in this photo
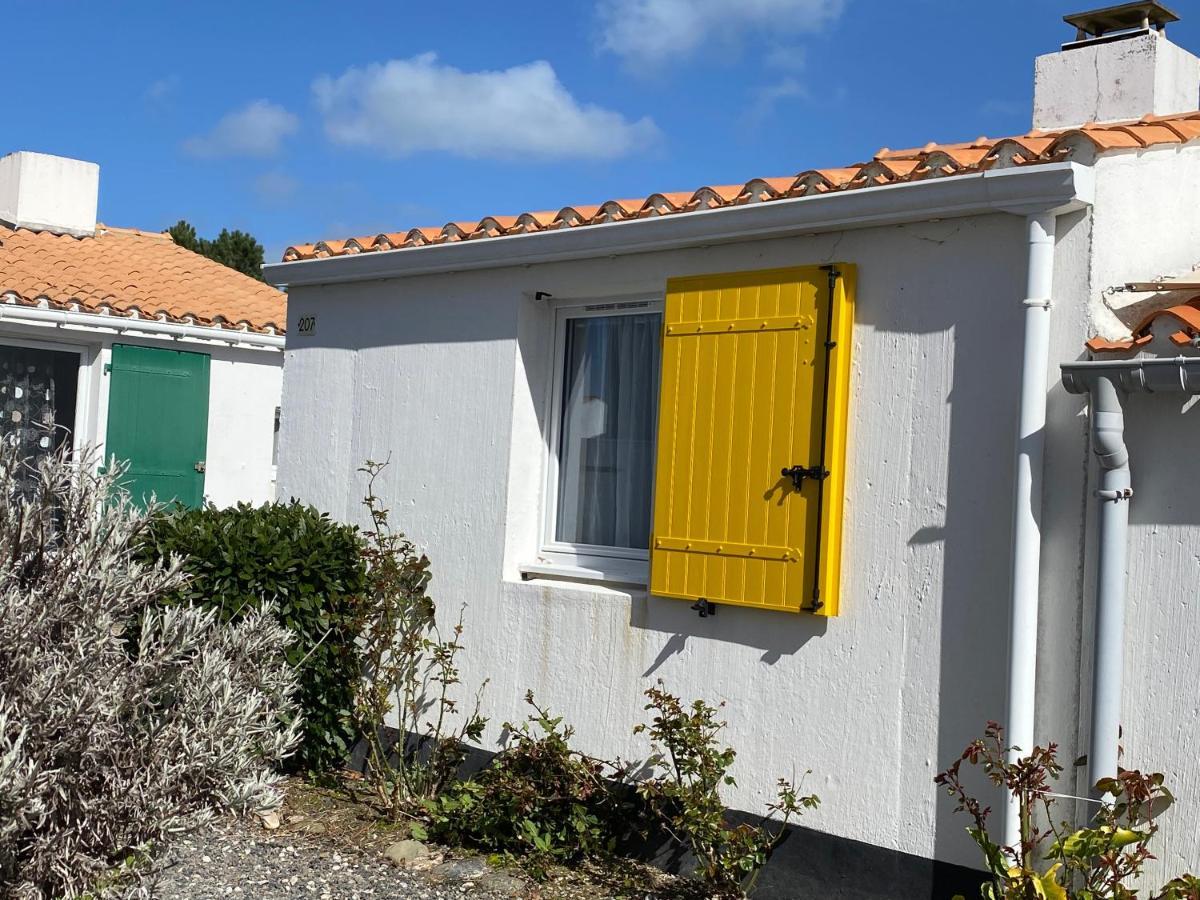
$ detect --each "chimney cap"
[1064,2,1179,41]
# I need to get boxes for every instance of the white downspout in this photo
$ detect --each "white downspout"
[1086,375,1131,789]
[1002,212,1057,847]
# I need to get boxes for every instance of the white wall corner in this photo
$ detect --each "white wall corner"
[1033,32,1200,131]
[0,151,100,237]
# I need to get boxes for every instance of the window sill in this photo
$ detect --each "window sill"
[519,557,648,587]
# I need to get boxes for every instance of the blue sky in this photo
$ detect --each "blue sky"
[6,2,1199,261]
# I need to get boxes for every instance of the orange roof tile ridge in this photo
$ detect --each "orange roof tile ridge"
[0,223,285,334]
[280,109,1200,263]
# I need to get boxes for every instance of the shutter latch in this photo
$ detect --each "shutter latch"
[690,598,717,618]
[781,465,828,491]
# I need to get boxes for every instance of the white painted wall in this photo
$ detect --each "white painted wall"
[204,349,281,506]
[1033,32,1200,130]
[277,141,1200,882]
[0,319,281,506]
[279,213,1035,869]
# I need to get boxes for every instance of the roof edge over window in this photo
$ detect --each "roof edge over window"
[265,162,1094,289]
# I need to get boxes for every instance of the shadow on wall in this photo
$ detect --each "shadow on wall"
[1125,393,1200,527]
[629,595,828,672]
[851,216,1040,875]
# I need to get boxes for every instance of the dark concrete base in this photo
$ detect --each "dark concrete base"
[630,809,985,899]
[728,815,985,899]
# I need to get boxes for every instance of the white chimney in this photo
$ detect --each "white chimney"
[1033,2,1200,131]
[0,151,99,237]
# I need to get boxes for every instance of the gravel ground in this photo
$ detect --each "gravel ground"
[152,820,508,899]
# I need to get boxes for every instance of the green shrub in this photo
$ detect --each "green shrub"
[137,501,366,773]
[420,692,628,877]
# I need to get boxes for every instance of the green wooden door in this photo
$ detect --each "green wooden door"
[105,344,210,508]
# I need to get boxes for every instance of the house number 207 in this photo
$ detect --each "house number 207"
[296,316,317,335]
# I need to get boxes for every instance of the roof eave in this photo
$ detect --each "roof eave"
[265,162,1095,289]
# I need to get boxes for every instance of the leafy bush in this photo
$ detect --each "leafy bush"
[138,500,366,773]
[636,683,819,897]
[0,443,299,898]
[353,459,486,813]
[936,722,1200,900]
[421,692,630,875]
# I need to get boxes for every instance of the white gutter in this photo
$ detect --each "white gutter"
[1002,212,1058,847]
[0,302,284,351]
[265,163,1094,287]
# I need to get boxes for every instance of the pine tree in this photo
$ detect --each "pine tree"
[167,220,266,282]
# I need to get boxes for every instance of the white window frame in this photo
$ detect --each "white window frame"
[536,296,663,583]
[0,333,95,461]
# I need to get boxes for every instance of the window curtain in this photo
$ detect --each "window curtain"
[556,312,661,550]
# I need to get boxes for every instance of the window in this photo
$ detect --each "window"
[541,301,662,575]
[0,344,82,457]
[531,265,854,615]
[0,340,87,498]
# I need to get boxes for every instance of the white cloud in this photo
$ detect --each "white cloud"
[253,171,299,204]
[313,53,659,161]
[144,76,178,105]
[184,100,299,159]
[745,77,807,126]
[598,0,844,67]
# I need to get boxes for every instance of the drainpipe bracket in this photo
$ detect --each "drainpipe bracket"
[1095,488,1133,502]
[1023,297,1054,309]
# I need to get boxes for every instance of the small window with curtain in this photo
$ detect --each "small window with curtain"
[540,299,662,578]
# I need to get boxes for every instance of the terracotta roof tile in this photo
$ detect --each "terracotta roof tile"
[0,224,285,333]
[281,110,1200,263]
[1087,297,1200,353]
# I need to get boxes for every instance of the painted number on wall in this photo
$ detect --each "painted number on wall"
[296,315,317,336]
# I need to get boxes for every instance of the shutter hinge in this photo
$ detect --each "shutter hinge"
[807,265,843,613]
[103,363,112,375]
[690,598,717,618]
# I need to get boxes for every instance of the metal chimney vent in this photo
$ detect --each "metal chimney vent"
[1062,2,1179,49]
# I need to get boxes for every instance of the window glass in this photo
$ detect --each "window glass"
[0,346,78,459]
[555,311,661,550]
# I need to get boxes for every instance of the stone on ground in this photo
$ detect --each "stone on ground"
[429,856,489,883]
[384,838,431,867]
[478,869,533,896]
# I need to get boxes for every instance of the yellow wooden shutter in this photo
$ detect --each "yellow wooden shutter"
[649,265,854,616]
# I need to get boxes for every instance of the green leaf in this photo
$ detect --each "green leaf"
[1050,825,1147,859]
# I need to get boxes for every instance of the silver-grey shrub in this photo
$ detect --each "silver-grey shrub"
[0,441,301,899]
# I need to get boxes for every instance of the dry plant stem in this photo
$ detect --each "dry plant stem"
[354,459,487,820]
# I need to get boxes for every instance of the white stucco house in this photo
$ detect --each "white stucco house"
[268,5,1200,896]
[0,151,284,507]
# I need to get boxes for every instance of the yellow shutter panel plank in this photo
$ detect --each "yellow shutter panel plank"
[649,265,854,616]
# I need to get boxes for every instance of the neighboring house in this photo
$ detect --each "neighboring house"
[268,6,1200,896]
[0,151,284,507]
